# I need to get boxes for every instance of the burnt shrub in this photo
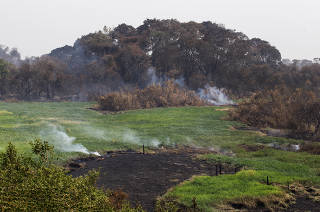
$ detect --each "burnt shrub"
[108,190,130,210]
[229,87,320,140]
[300,143,320,155]
[97,80,205,111]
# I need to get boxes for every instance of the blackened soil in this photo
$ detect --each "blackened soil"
[286,196,320,212]
[70,150,234,211]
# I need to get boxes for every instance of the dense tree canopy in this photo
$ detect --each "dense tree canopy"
[0,19,320,100]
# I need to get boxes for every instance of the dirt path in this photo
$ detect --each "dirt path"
[69,149,234,211]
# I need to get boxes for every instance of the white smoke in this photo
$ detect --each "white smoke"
[81,125,161,147]
[146,67,233,105]
[147,67,161,85]
[122,130,144,145]
[40,124,101,156]
[198,85,234,106]
[147,67,186,88]
[174,76,185,87]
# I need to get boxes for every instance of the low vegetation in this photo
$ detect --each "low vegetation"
[230,87,320,140]
[97,81,205,111]
[166,149,320,211]
[0,102,292,159]
[199,150,320,185]
[164,170,293,211]
[0,141,142,211]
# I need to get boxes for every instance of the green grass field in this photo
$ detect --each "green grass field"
[166,170,288,211]
[0,102,319,211]
[0,102,297,155]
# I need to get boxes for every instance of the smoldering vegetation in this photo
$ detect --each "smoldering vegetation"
[3,19,318,104]
[229,87,320,141]
[197,85,234,106]
[97,80,206,111]
[80,125,165,147]
[38,122,183,156]
[40,124,100,156]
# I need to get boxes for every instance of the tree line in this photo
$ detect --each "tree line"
[1,19,320,100]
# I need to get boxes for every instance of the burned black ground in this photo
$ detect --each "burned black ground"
[69,149,235,211]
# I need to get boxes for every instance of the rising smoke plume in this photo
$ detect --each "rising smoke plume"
[40,124,100,156]
[147,67,162,86]
[147,67,234,106]
[197,85,234,106]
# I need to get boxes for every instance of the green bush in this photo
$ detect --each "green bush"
[0,141,143,211]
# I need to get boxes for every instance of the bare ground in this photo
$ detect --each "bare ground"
[69,148,235,211]
[68,148,320,211]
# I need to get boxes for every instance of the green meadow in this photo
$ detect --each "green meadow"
[0,102,297,155]
[0,102,319,211]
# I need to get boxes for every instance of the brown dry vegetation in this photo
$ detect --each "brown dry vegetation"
[300,143,320,155]
[97,80,205,111]
[229,87,320,140]
[219,193,295,212]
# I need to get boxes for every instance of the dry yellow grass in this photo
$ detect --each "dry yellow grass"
[218,193,295,212]
[215,108,232,111]
[0,110,13,115]
[38,117,85,125]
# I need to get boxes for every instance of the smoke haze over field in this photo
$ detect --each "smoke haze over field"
[81,125,162,147]
[40,123,167,155]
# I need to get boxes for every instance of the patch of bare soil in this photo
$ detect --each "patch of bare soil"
[283,183,320,212]
[286,197,320,212]
[69,148,235,211]
[239,143,265,152]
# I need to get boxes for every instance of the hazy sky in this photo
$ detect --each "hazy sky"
[1,0,319,59]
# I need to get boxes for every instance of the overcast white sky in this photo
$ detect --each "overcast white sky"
[0,0,319,59]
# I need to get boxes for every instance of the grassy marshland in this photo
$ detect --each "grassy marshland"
[0,102,319,211]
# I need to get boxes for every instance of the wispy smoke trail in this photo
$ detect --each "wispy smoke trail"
[81,126,161,147]
[40,124,100,156]
[147,67,162,85]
